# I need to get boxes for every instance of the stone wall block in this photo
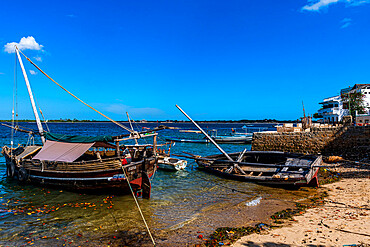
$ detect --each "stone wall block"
[251,127,370,161]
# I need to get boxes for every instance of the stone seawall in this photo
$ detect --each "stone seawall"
[251,126,370,161]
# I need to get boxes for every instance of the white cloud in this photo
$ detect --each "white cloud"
[302,0,370,11]
[341,17,352,28]
[302,0,339,11]
[4,36,44,54]
[34,56,42,62]
[29,70,37,75]
[349,0,370,6]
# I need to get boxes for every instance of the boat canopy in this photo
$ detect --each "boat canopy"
[45,132,114,143]
[32,140,95,162]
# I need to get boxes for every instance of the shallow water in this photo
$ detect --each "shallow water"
[0,122,311,246]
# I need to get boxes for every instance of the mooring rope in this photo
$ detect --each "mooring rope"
[320,219,370,237]
[16,48,133,134]
[341,158,370,166]
[324,199,370,210]
[121,167,156,246]
[188,161,257,195]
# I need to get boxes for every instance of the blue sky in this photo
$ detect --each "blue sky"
[1,0,370,121]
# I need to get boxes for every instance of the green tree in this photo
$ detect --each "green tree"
[341,91,366,118]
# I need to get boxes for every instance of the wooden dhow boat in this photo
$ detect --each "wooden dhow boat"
[2,131,159,196]
[1,47,163,197]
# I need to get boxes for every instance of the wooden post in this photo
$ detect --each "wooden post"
[116,141,120,158]
[153,134,157,155]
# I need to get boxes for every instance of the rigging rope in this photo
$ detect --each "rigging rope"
[33,93,50,132]
[16,48,133,134]
[188,161,258,195]
[121,167,156,246]
[11,52,16,155]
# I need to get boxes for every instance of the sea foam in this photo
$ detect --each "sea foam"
[245,196,262,206]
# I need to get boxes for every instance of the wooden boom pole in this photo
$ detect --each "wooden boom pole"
[176,105,246,174]
[175,104,234,162]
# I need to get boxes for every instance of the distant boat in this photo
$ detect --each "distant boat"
[165,137,210,143]
[179,130,202,133]
[210,129,252,144]
[211,133,252,144]
[166,128,253,144]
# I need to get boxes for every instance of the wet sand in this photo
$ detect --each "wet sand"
[233,162,370,247]
[154,196,295,246]
[81,183,321,247]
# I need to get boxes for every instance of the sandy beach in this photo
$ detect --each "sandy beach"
[233,162,370,247]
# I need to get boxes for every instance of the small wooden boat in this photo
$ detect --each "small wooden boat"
[195,151,321,187]
[157,155,187,171]
[174,105,321,188]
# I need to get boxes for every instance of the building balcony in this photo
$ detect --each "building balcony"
[318,107,341,115]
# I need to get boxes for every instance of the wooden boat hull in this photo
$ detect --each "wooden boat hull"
[196,151,321,188]
[2,146,157,194]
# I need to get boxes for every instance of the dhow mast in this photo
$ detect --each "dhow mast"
[15,46,45,144]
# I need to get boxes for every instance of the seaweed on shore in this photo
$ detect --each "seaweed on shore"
[202,189,330,247]
[318,167,341,185]
[203,224,267,246]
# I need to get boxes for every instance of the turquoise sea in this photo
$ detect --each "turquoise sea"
[0,122,306,246]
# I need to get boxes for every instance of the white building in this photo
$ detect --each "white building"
[317,83,370,123]
[318,95,346,123]
[356,114,370,126]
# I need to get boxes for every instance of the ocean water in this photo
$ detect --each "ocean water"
[0,122,291,246]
